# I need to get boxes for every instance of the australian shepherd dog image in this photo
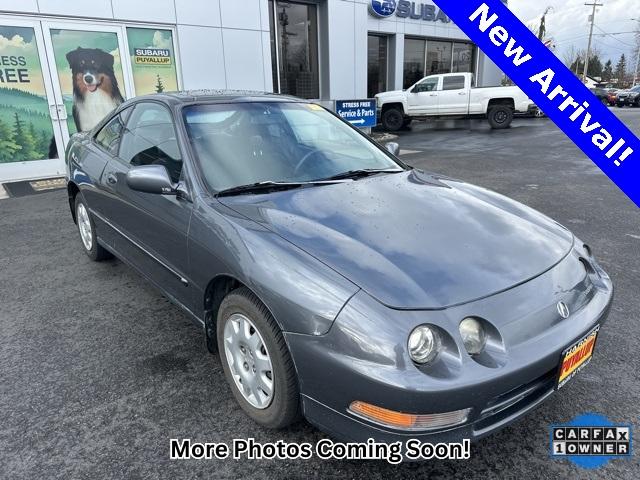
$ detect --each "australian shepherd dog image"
[66,47,124,133]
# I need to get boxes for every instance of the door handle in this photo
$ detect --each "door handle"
[49,104,68,120]
[429,94,438,97]
[458,92,467,95]
[107,173,117,185]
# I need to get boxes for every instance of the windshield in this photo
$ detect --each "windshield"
[183,102,402,192]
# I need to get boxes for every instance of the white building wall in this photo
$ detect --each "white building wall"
[0,0,273,92]
[0,0,504,99]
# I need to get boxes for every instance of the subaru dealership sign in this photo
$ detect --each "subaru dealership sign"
[369,0,450,23]
[369,1,397,17]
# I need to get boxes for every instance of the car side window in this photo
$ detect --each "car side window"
[94,111,128,156]
[414,77,439,93]
[442,76,466,91]
[119,102,183,183]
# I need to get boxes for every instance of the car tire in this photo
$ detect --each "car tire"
[616,103,624,108]
[488,106,513,129]
[74,195,112,262]
[381,107,404,132]
[217,287,301,429]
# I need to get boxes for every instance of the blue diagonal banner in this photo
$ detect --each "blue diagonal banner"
[432,0,640,208]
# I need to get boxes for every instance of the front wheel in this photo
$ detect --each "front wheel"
[381,107,405,132]
[74,195,112,261]
[217,287,301,429]
[487,106,513,129]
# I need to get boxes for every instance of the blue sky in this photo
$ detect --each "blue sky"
[509,0,638,67]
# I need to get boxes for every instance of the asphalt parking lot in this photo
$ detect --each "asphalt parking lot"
[1,110,639,479]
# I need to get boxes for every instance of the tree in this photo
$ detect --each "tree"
[0,118,20,163]
[12,112,38,161]
[602,60,614,82]
[537,7,554,41]
[615,54,628,86]
[570,49,603,79]
[155,74,165,93]
[563,46,580,71]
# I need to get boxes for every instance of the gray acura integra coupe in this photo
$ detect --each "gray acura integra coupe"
[65,91,613,444]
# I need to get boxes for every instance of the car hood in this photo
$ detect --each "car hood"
[376,90,405,99]
[219,170,574,309]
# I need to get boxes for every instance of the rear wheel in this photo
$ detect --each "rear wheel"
[381,107,404,132]
[217,287,301,428]
[74,195,112,261]
[487,106,513,129]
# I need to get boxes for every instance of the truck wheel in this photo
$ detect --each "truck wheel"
[488,106,513,129]
[381,108,404,132]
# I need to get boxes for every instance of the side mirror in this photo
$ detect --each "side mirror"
[126,165,176,195]
[385,142,400,156]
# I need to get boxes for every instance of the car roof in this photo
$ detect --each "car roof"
[129,90,304,106]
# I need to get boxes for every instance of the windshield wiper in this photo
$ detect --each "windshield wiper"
[319,168,404,181]
[215,180,343,197]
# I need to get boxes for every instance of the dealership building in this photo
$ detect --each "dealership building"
[0,0,504,183]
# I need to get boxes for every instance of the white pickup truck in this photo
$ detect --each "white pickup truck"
[375,72,536,131]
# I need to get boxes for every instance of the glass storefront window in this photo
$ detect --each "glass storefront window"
[0,25,54,163]
[403,38,425,89]
[452,43,475,74]
[367,34,388,97]
[126,28,179,96]
[426,40,452,75]
[404,38,476,88]
[268,0,319,99]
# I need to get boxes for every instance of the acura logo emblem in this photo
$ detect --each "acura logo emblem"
[557,301,570,319]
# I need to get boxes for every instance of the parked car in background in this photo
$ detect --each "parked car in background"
[616,86,640,107]
[375,73,536,131]
[589,88,610,106]
[65,91,613,446]
[606,89,619,106]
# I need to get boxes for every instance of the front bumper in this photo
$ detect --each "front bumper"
[285,250,614,444]
[617,95,638,105]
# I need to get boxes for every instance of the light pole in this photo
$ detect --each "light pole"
[633,18,639,86]
[583,2,604,83]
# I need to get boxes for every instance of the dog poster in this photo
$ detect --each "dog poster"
[126,28,178,95]
[50,29,126,136]
[0,25,55,163]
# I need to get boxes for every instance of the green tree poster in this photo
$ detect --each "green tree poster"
[0,26,54,163]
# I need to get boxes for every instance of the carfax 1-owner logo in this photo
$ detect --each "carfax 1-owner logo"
[550,413,633,469]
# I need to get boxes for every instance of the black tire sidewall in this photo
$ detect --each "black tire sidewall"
[488,106,513,129]
[74,195,100,261]
[216,288,300,429]
[382,108,404,131]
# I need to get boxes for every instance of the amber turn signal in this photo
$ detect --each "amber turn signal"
[348,401,470,431]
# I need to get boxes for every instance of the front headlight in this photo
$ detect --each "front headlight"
[459,318,487,355]
[408,325,441,364]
